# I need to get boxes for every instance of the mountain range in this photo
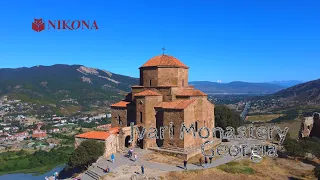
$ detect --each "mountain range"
[0,64,317,105]
[189,81,285,94]
[266,80,304,87]
[0,65,138,105]
[272,78,320,102]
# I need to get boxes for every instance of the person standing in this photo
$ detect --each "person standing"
[141,165,144,174]
[134,153,138,162]
[204,157,208,168]
[199,157,202,167]
[209,156,213,164]
[127,149,131,157]
[130,148,133,157]
[183,159,187,170]
[111,153,115,163]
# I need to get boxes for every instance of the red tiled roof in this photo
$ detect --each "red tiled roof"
[108,127,120,134]
[75,131,111,140]
[32,133,47,138]
[155,99,196,110]
[176,89,207,96]
[134,90,162,97]
[110,101,130,107]
[141,55,188,68]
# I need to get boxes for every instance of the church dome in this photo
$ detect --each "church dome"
[140,54,188,68]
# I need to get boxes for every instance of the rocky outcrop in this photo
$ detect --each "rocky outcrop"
[309,112,320,138]
[300,112,320,139]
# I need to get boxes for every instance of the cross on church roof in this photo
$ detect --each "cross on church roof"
[162,47,166,55]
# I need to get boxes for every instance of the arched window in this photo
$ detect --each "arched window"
[195,121,198,132]
[118,115,122,125]
[172,124,175,135]
[140,112,143,123]
[149,80,152,86]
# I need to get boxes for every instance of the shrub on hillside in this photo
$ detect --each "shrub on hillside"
[282,137,305,158]
[300,137,320,158]
[214,105,243,129]
[67,140,104,170]
[314,165,320,179]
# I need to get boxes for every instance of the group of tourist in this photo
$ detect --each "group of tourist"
[182,156,213,170]
[127,148,138,162]
[199,156,213,168]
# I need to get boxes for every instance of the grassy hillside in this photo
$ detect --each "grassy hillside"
[0,65,139,107]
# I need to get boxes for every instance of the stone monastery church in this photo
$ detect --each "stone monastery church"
[76,54,215,159]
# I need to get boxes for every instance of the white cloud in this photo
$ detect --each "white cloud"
[217,80,222,83]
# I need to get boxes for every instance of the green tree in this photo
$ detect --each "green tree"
[314,165,320,179]
[78,127,83,134]
[67,140,104,170]
[282,137,305,158]
[16,149,26,156]
[214,105,243,129]
[300,137,320,158]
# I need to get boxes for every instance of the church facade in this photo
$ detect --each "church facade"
[110,54,215,151]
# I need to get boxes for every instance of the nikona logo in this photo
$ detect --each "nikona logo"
[32,18,99,32]
[32,18,45,32]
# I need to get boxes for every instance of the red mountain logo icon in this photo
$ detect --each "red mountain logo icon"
[32,18,45,32]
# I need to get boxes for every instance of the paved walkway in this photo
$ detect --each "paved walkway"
[80,139,263,180]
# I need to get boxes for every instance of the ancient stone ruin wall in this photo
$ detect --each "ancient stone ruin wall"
[104,134,118,158]
[300,112,320,138]
[309,112,320,138]
[300,117,314,138]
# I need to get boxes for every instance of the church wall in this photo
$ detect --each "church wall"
[178,68,188,87]
[131,87,144,96]
[140,68,158,87]
[127,103,136,126]
[181,98,214,149]
[156,88,171,102]
[135,97,145,127]
[184,101,211,149]
[162,110,185,148]
[132,86,172,102]
[143,96,163,148]
[157,68,179,86]
[111,108,127,128]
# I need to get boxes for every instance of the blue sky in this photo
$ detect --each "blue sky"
[0,0,319,82]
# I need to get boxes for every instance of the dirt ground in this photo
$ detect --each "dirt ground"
[101,164,166,180]
[161,158,317,180]
[101,154,318,180]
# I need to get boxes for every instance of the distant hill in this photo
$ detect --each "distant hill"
[272,78,320,102]
[189,81,285,94]
[267,80,304,88]
[0,65,139,105]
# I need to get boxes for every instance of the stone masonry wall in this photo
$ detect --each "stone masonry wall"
[162,110,185,148]
[111,108,127,128]
[157,68,179,86]
[141,68,158,87]
[178,68,188,87]
[143,96,163,148]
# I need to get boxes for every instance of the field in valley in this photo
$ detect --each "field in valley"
[246,114,283,122]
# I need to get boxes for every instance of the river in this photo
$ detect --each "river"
[0,165,65,180]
